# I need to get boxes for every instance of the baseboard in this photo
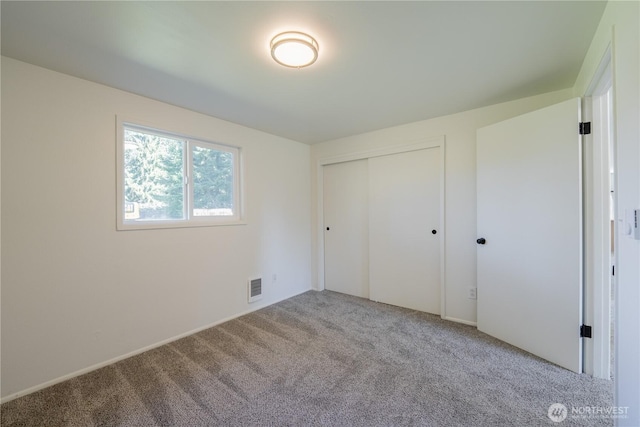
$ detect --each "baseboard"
[443,316,477,327]
[0,287,312,404]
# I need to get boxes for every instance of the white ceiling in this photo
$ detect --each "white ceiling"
[1,1,606,144]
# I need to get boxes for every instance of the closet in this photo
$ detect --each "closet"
[323,144,443,314]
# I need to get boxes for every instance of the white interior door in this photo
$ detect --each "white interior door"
[476,98,582,373]
[323,159,369,298]
[369,148,441,314]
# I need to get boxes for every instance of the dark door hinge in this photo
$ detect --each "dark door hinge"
[580,324,593,338]
[579,122,592,135]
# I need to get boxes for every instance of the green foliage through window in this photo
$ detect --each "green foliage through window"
[192,145,234,215]
[124,129,185,220]
[122,125,239,224]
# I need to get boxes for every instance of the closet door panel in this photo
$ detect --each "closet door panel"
[369,148,441,314]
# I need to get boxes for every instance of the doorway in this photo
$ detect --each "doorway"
[583,50,614,380]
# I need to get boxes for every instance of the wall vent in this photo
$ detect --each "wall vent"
[248,277,263,303]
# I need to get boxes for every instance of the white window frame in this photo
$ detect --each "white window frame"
[116,117,244,230]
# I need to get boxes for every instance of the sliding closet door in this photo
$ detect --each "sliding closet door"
[323,159,369,298]
[368,148,441,314]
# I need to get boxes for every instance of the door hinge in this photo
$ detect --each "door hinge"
[612,265,615,276]
[579,122,592,135]
[580,324,593,338]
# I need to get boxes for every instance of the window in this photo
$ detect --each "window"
[117,121,242,230]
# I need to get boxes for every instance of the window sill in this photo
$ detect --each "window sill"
[116,218,247,231]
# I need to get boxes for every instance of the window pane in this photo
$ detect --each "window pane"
[192,145,234,217]
[123,129,185,221]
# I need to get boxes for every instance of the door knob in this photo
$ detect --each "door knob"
[477,238,486,245]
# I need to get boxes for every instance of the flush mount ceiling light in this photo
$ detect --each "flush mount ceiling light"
[270,31,319,68]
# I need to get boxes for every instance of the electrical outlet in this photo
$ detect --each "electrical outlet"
[468,287,477,300]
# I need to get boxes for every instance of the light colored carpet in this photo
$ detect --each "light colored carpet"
[1,290,613,426]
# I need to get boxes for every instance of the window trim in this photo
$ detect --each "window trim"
[116,117,245,231]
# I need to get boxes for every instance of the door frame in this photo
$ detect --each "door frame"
[316,135,447,317]
[582,47,614,379]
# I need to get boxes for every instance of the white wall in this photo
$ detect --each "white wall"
[311,89,573,324]
[573,2,640,425]
[0,57,312,400]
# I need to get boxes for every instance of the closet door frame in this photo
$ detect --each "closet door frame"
[317,135,446,317]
